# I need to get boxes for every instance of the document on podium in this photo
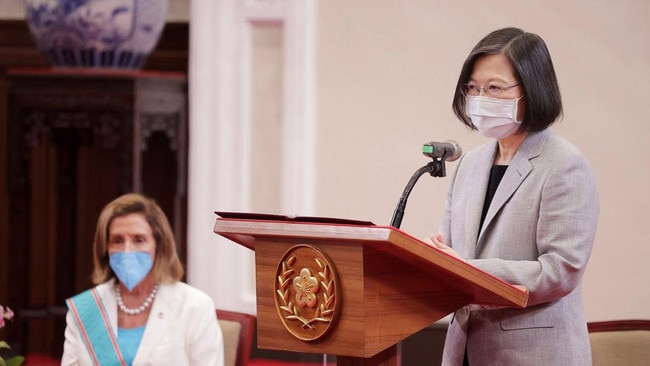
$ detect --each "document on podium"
[215,211,375,226]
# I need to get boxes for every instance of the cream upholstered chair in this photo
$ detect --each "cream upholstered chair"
[216,309,256,366]
[588,319,650,366]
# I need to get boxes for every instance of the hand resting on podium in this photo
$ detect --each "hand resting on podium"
[424,232,466,262]
[424,232,529,305]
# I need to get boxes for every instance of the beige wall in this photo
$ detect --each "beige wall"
[0,0,22,19]
[316,0,650,321]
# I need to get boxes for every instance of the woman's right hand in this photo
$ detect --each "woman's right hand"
[425,233,466,262]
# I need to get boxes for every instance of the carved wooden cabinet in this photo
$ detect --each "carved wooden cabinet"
[4,68,187,357]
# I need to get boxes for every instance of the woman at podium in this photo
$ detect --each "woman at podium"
[427,27,599,365]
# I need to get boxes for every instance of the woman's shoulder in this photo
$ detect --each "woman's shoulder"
[512,129,589,166]
[543,130,584,155]
[160,281,215,307]
[537,130,594,171]
[529,130,598,189]
[68,279,115,299]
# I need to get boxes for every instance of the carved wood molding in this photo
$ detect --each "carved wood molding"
[22,111,123,149]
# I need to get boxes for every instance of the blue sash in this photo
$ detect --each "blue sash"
[66,288,127,366]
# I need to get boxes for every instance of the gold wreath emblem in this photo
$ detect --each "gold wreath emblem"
[274,244,340,341]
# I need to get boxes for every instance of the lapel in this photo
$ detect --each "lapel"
[477,130,547,245]
[134,282,177,363]
[464,141,497,259]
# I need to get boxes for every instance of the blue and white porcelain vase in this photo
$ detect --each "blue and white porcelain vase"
[25,0,169,68]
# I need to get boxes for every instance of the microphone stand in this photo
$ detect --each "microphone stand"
[390,157,448,229]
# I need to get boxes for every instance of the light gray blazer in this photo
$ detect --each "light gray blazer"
[439,129,599,365]
[62,279,224,366]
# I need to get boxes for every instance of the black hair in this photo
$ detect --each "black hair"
[452,27,562,132]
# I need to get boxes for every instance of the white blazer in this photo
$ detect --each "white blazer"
[62,280,224,366]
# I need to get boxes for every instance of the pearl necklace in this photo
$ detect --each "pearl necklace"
[116,284,159,316]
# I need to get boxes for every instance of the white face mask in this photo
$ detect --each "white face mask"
[465,95,523,139]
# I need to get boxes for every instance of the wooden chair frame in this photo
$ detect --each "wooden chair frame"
[216,309,256,366]
[588,319,650,332]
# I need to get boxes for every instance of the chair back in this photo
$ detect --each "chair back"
[216,309,256,366]
[588,319,650,366]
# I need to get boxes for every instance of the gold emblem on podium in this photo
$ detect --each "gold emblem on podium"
[274,244,340,341]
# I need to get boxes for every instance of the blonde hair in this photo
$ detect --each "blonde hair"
[92,193,184,285]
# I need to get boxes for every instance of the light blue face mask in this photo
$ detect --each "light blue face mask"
[109,252,154,291]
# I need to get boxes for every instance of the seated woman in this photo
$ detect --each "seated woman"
[62,193,224,365]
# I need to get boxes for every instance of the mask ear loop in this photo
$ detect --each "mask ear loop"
[514,95,524,123]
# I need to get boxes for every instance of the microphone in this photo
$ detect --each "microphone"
[390,139,462,229]
[422,140,462,162]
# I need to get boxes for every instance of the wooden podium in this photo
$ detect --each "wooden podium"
[213,213,528,366]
